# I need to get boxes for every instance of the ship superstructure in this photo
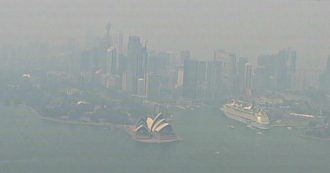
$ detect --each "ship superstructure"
[221,100,270,129]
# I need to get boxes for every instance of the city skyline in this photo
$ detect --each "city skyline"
[1,2,330,172]
[1,0,330,69]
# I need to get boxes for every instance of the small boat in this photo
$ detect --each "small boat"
[247,124,255,129]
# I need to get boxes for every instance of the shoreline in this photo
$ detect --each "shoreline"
[126,126,182,144]
[25,105,129,129]
[133,137,182,144]
[300,134,330,142]
[25,105,182,144]
[40,116,128,129]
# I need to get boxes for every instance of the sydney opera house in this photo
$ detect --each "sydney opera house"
[134,113,179,143]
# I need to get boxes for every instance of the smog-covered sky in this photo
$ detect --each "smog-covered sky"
[1,0,330,67]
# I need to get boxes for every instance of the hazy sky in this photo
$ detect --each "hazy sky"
[1,0,330,67]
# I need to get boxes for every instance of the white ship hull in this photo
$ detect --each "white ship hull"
[221,108,270,130]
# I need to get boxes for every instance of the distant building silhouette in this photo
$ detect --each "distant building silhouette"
[254,48,296,92]
[243,63,253,96]
[213,50,237,96]
[146,73,161,100]
[126,36,147,94]
[182,59,225,100]
[236,57,249,94]
[182,59,199,98]
[206,60,223,99]
[182,59,210,99]
[319,56,330,92]
[180,50,191,64]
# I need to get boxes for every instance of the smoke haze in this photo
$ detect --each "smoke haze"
[1,0,330,67]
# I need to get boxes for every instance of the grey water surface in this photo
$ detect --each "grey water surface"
[1,105,329,173]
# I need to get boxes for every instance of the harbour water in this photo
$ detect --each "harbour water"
[1,104,329,173]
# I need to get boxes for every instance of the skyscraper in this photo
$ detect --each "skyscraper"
[126,36,147,94]
[182,59,209,99]
[175,65,184,88]
[206,61,223,99]
[243,63,253,96]
[137,78,146,96]
[214,50,237,95]
[326,56,330,74]
[113,32,124,56]
[112,32,124,75]
[180,51,191,64]
[255,48,296,92]
[146,73,161,100]
[319,56,330,92]
[147,51,171,74]
[277,49,296,90]
[182,59,198,98]
[106,47,117,75]
[104,23,113,49]
[237,57,249,94]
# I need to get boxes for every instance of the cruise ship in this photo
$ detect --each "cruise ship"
[221,100,270,129]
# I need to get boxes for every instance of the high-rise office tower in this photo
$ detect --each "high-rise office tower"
[180,51,191,64]
[126,36,147,94]
[255,48,296,92]
[147,51,171,74]
[326,56,330,74]
[137,78,146,96]
[113,32,124,75]
[319,56,330,92]
[182,59,209,99]
[176,65,184,88]
[206,61,223,99]
[104,23,113,48]
[243,63,253,96]
[213,50,237,95]
[106,47,117,75]
[214,50,237,75]
[113,32,124,56]
[182,59,198,98]
[277,49,296,90]
[237,57,249,94]
[146,73,161,100]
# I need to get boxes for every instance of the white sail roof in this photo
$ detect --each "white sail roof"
[154,123,170,132]
[146,117,154,129]
[151,119,167,132]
